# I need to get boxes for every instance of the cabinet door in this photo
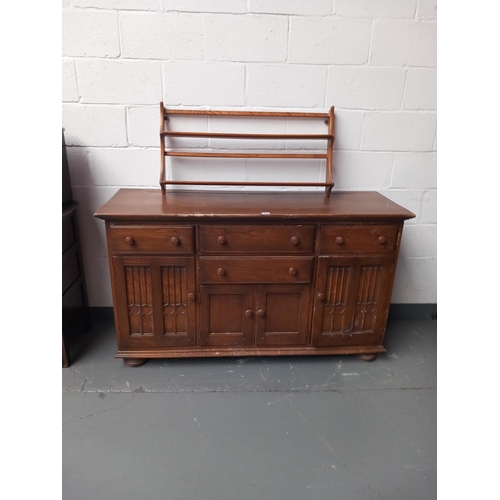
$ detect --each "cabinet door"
[255,284,311,346]
[311,256,394,347]
[113,256,196,348]
[199,285,254,346]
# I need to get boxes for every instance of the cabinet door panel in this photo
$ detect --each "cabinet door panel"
[311,256,393,347]
[311,257,358,347]
[159,262,196,346]
[199,285,254,346]
[255,284,310,346]
[350,259,393,343]
[113,256,196,348]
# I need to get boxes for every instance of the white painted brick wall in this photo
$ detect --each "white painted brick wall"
[403,68,437,110]
[62,2,437,305]
[62,104,128,147]
[164,1,247,14]
[417,0,437,20]
[74,0,160,9]
[327,67,407,110]
[361,112,436,151]
[76,59,162,104]
[392,153,436,188]
[334,0,417,19]
[332,151,394,189]
[288,17,372,65]
[205,15,288,62]
[420,190,437,224]
[246,64,327,107]
[62,59,79,102]
[120,12,205,60]
[62,10,120,57]
[162,62,245,105]
[370,20,437,67]
[248,0,332,16]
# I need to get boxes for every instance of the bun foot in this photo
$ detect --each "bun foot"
[123,358,147,367]
[357,354,377,362]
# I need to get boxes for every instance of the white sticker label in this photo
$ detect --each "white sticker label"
[261,212,271,215]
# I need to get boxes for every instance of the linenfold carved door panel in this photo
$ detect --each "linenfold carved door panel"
[113,256,196,348]
[311,255,394,347]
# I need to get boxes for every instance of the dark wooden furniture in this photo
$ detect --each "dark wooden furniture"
[95,190,415,366]
[62,132,91,367]
[95,106,414,366]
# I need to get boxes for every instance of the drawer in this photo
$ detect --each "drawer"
[199,257,314,284]
[109,225,194,253]
[199,225,316,253]
[320,224,399,253]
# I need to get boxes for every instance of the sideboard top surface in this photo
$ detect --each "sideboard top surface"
[94,189,416,221]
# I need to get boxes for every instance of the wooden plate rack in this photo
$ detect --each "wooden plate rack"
[159,102,335,197]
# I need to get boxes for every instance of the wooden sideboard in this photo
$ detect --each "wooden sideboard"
[95,189,415,366]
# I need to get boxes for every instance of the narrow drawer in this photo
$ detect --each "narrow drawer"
[320,224,399,253]
[200,257,314,284]
[109,225,194,253]
[199,225,316,253]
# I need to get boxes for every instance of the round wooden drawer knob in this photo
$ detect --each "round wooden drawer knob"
[335,236,344,245]
[378,236,387,245]
[317,293,325,301]
[256,310,266,317]
[187,293,195,301]
[218,236,226,245]
[125,237,134,246]
[290,236,299,245]
[218,268,226,276]
[171,236,179,246]
[289,267,297,276]
[245,310,253,318]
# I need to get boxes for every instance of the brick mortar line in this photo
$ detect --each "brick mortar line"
[65,6,435,22]
[65,53,437,70]
[62,103,436,113]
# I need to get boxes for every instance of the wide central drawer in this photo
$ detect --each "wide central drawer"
[199,225,316,253]
[109,225,194,253]
[199,256,314,284]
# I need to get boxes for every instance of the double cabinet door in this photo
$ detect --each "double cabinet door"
[311,255,394,347]
[112,255,196,348]
[199,283,311,347]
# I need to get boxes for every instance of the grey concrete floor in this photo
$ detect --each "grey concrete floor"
[62,318,436,500]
